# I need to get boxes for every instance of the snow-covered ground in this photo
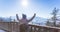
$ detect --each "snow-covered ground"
[0,30,6,32]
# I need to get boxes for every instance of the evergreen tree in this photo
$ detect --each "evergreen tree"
[51,7,59,26]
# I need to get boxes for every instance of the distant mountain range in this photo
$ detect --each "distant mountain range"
[0,17,13,22]
[0,17,48,25]
[29,17,47,25]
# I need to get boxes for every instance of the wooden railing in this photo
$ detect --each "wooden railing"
[0,21,19,32]
[0,21,60,32]
[28,24,60,32]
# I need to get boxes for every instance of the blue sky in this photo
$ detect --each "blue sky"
[0,0,60,18]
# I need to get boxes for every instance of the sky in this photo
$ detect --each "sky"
[0,0,60,18]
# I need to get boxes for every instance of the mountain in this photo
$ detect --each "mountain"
[0,17,14,22]
[29,17,47,25]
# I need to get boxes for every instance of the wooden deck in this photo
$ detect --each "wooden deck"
[0,21,60,32]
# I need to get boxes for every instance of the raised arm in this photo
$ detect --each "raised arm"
[16,14,20,21]
[28,13,36,22]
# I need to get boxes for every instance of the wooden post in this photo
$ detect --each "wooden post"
[34,27,36,32]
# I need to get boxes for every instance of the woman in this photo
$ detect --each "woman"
[16,13,36,32]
